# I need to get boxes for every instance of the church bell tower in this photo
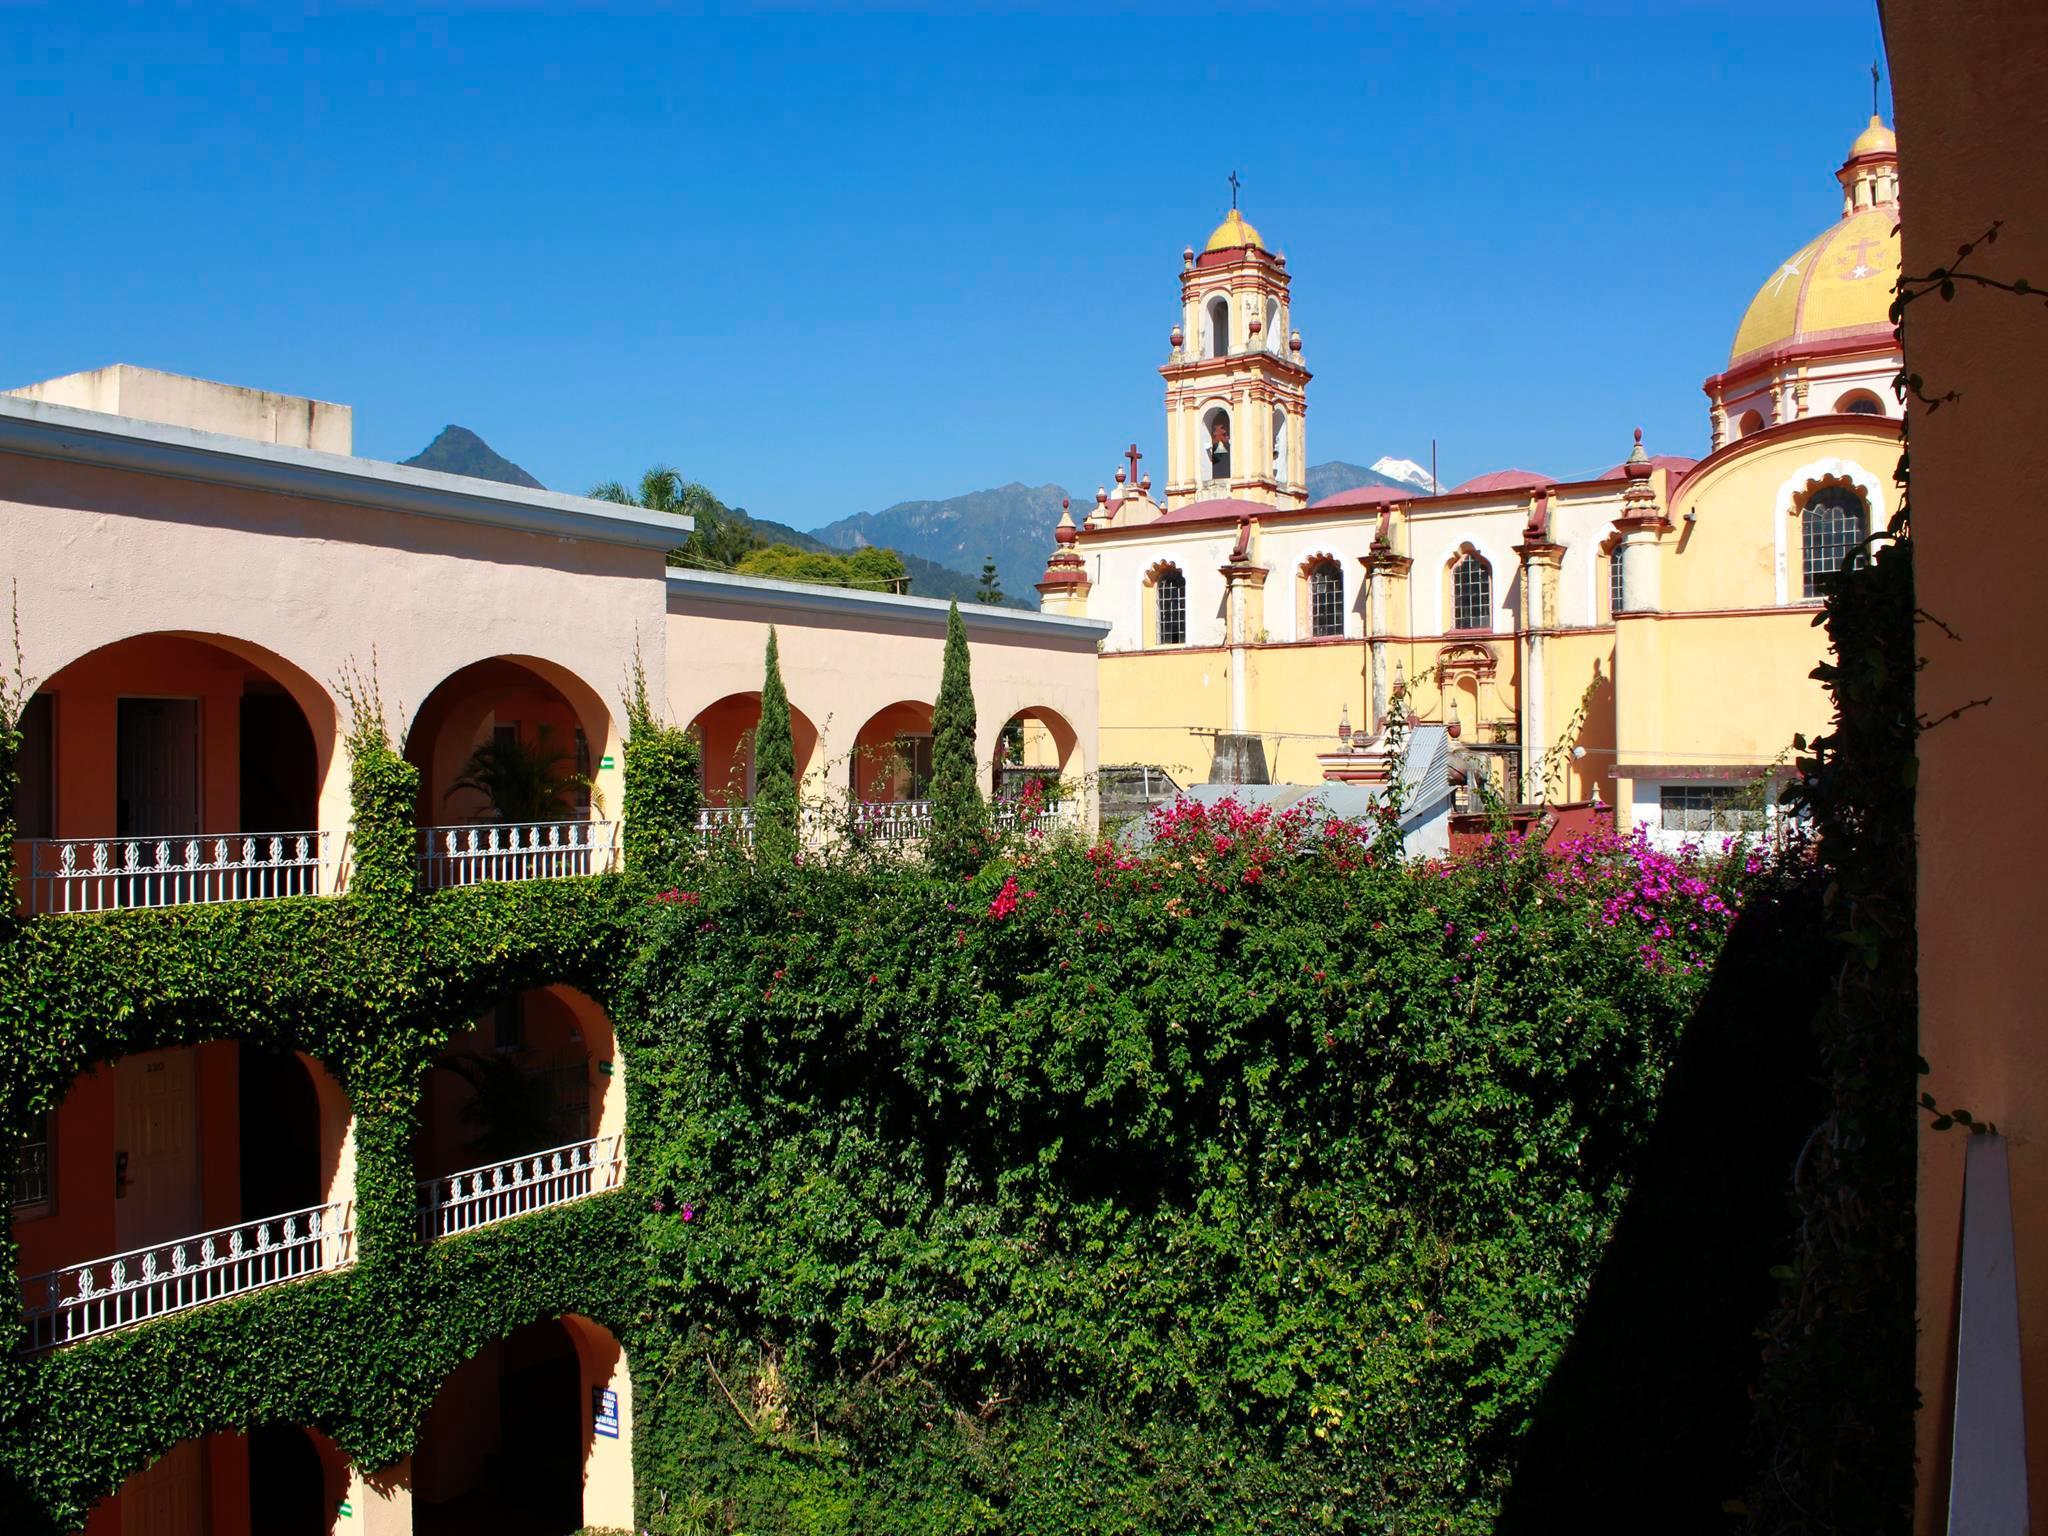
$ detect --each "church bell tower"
[1160,192,1310,511]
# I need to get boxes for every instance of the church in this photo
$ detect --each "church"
[1039,116,1905,844]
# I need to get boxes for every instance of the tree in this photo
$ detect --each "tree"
[621,648,701,874]
[445,724,591,823]
[590,465,757,570]
[736,544,907,591]
[975,555,1003,606]
[925,601,986,876]
[752,628,799,865]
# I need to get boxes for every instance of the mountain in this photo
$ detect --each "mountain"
[402,425,544,489]
[1370,456,1440,493]
[812,482,1068,614]
[812,465,1436,613]
[1306,459,1425,501]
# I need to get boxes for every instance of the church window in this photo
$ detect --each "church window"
[1451,553,1492,632]
[1203,409,1232,482]
[1156,568,1187,646]
[1835,389,1885,415]
[1735,409,1765,438]
[1609,543,1627,617]
[1265,297,1282,354]
[1207,295,1229,358]
[1271,405,1288,484]
[1308,560,1343,638]
[1801,485,1869,599]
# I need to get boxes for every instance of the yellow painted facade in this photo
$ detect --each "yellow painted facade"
[1045,121,1906,840]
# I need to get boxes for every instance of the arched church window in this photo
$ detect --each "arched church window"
[1307,559,1343,638]
[1609,543,1627,618]
[1452,553,1492,632]
[1736,409,1765,438]
[1835,390,1885,415]
[1207,296,1229,359]
[1271,405,1288,485]
[1801,485,1869,599]
[1203,409,1232,482]
[1155,568,1188,646]
[1265,298,1282,354]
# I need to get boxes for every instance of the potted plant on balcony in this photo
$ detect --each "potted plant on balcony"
[445,724,595,824]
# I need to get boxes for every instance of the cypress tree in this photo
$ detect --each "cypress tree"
[926,600,986,876]
[753,627,799,864]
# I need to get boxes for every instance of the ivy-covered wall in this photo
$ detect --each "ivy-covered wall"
[0,709,1824,1533]
[0,710,646,1533]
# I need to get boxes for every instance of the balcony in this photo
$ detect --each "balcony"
[19,1199,353,1351]
[418,818,620,889]
[19,829,332,914]
[417,1135,622,1240]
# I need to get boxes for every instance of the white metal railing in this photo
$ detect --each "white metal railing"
[20,831,331,914]
[418,820,619,889]
[852,799,933,843]
[696,805,754,839]
[993,801,1078,839]
[694,800,1079,850]
[417,1135,623,1240]
[19,1200,354,1351]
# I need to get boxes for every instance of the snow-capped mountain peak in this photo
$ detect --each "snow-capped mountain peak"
[1370,456,1439,493]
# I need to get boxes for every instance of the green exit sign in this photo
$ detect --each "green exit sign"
[600,755,616,770]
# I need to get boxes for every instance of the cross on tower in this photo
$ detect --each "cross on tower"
[1871,58,1881,117]
[1227,170,1241,209]
[1125,443,1143,485]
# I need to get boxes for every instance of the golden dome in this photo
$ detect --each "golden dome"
[1203,208,1264,254]
[1728,202,1899,367]
[1849,113,1897,158]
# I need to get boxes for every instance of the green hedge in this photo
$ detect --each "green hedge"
[0,705,1822,1532]
[620,805,1821,1533]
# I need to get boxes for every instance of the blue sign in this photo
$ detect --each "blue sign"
[593,1385,620,1439]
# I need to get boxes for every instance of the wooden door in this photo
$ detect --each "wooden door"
[120,1437,204,1536]
[114,1049,201,1251]
[117,698,201,838]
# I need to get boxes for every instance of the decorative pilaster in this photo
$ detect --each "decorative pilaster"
[1034,499,1091,616]
[1609,428,1672,612]
[1359,510,1412,733]
[1219,516,1269,735]
[1514,488,1566,802]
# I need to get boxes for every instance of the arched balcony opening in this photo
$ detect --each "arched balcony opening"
[18,1043,354,1351]
[847,701,935,841]
[1833,388,1886,415]
[80,1424,348,1536]
[991,707,1082,836]
[416,987,623,1241]
[413,1314,634,1535]
[685,691,823,843]
[11,633,338,914]
[405,657,619,888]
[1205,294,1230,358]
[1200,406,1233,485]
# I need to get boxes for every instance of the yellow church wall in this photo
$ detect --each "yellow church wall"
[1097,648,1233,784]
[1611,608,1826,782]
[1658,419,1900,613]
[1240,641,1371,783]
[1537,629,1618,804]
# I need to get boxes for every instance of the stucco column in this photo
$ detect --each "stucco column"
[1514,539,1565,801]
[1361,537,1412,735]
[1218,548,1269,739]
[338,1458,411,1535]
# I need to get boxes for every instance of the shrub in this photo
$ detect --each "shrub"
[623,801,1813,1532]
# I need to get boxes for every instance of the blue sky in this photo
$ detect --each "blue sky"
[8,2,1887,524]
